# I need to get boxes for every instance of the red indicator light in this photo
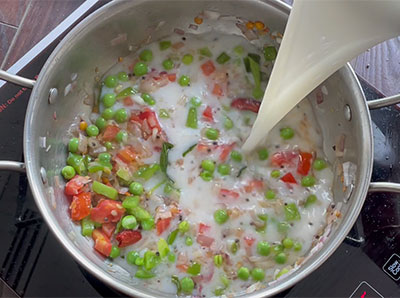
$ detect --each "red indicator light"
[361,291,366,298]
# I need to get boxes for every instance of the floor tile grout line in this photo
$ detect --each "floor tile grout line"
[1,0,32,70]
[0,21,18,29]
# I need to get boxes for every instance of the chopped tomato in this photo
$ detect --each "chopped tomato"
[201,60,216,76]
[90,200,125,223]
[212,84,223,97]
[65,175,90,196]
[102,125,120,141]
[70,192,91,221]
[123,97,134,106]
[138,108,162,131]
[196,235,214,247]
[101,222,116,238]
[92,229,112,257]
[231,98,261,113]
[176,264,189,272]
[117,146,136,164]
[202,106,214,122]
[244,180,264,193]
[198,223,211,234]
[156,218,171,235]
[281,172,297,184]
[167,73,176,82]
[219,143,235,162]
[270,151,298,167]
[244,236,255,246]
[116,230,142,248]
[297,152,313,176]
[219,189,240,199]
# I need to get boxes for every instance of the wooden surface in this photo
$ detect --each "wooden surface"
[0,0,84,70]
[0,0,399,97]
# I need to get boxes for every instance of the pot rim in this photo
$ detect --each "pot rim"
[23,0,373,297]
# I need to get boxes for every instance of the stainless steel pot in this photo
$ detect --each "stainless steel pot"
[1,0,400,297]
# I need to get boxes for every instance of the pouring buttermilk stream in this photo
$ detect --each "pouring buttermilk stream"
[243,0,400,153]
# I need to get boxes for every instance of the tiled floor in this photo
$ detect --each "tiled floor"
[0,0,400,97]
[0,0,84,69]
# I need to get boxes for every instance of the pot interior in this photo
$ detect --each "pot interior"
[24,0,373,297]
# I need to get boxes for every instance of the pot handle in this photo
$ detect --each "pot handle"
[0,161,26,173]
[369,182,400,193]
[0,69,35,89]
[367,94,400,110]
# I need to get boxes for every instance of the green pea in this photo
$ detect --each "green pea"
[117,71,129,82]
[233,45,244,56]
[159,40,171,50]
[190,96,201,107]
[282,238,294,249]
[122,196,140,209]
[133,62,148,76]
[237,266,250,280]
[214,209,229,224]
[99,153,111,163]
[187,262,201,276]
[127,251,140,265]
[102,93,116,108]
[135,269,155,279]
[271,170,280,178]
[264,46,277,61]
[205,128,219,140]
[305,194,317,207]
[214,287,225,296]
[198,47,212,57]
[258,148,269,160]
[200,170,213,181]
[280,127,294,140]
[167,252,176,263]
[179,75,190,87]
[181,277,194,294]
[109,246,120,258]
[217,164,230,176]
[201,160,215,173]
[182,54,194,65]
[115,131,127,143]
[265,189,276,200]
[313,159,326,171]
[129,182,144,195]
[224,116,234,130]
[114,108,128,123]
[68,138,79,153]
[61,166,75,180]
[141,218,155,230]
[301,176,316,187]
[178,220,190,234]
[139,49,153,62]
[141,93,155,106]
[214,254,223,267]
[251,268,265,281]
[230,150,242,162]
[294,241,302,251]
[162,59,174,70]
[95,117,106,131]
[185,236,193,246]
[104,75,118,88]
[105,141,113,150]
[257,241,271,256]
[272,244,284,254]
[275,252,287,264]
[86,125,99,137]
[159,109,170,118]
[102,108,114,120]
[122,215,138,229]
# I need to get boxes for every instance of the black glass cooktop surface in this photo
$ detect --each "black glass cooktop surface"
[0,3,399,298]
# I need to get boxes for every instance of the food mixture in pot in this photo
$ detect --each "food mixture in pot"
[61,27,336,297]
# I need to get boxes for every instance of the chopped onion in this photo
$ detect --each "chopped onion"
[342,161,357,186]
[335,134,346,157]
[236,23,258,41]
[110,33,127,46]
[188,24,198,30]
[78,133,88,154]
[203,10,220,20]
